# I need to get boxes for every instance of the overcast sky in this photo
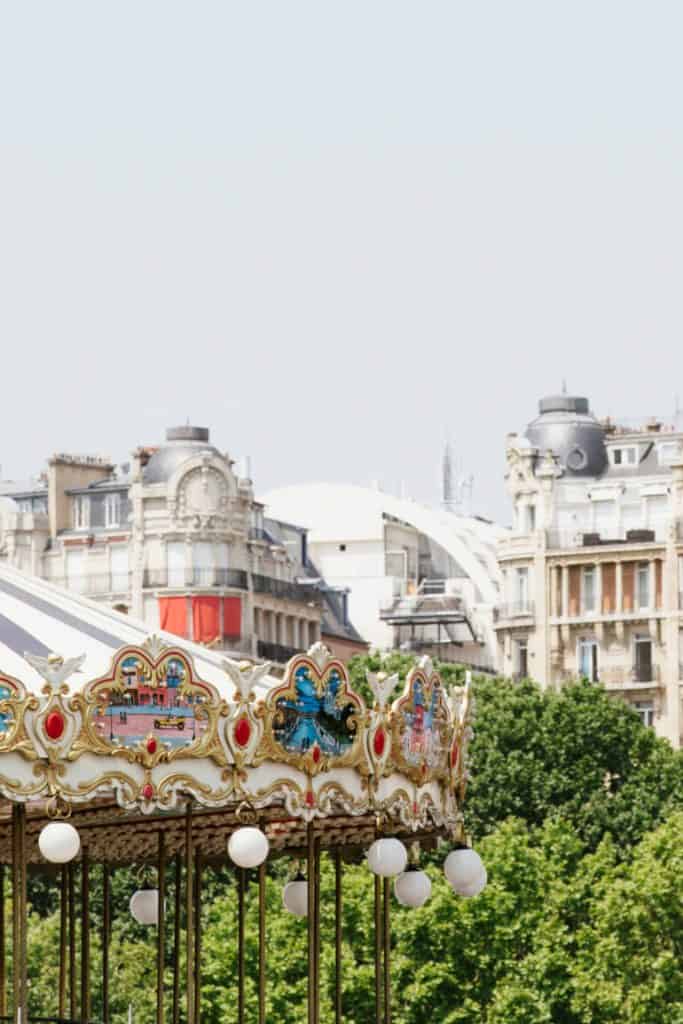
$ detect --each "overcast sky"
[2,2,683,526]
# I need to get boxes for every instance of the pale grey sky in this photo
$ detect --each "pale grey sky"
[2,1,683,525]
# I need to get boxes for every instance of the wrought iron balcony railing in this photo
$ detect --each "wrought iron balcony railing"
[251,574,322,605]
[52,573,131,596]
[493,602,535,621]
[143,567,248,590]
[256,640,300,663]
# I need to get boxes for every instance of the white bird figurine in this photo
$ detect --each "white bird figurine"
[23,651,86,692]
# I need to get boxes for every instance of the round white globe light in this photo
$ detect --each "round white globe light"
[444,848,487,896]
[129,888,159,926]
[367,838,408,878]
[394,868,432,908]
[282,875,308,917]
[455,864,488,899]
[38,822,81,864]
[227,826,269,869]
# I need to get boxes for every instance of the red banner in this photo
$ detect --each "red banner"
[158,597,188,638]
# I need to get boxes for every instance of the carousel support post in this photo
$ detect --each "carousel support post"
[157,834,166,1024]
[192,851,201,1024]
[11,803,27,1024]
[237,868,245,1024]
[0,863,6,1020]
[334,848,342,1024]
[185,804,195,1024]
[80,849,91,1024]
[306,823,315,1024]
[102,863,111,1024]
[68,862,76,1022]
[258,861,266,1024]
[374,874,383,1024]
[58,866,67,1021]
[172,854,181,1024]
[314,836,321,1024]
[383,878,391,1024]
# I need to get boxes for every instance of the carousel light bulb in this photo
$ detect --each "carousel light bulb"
[394,867,432,908]
[367,838,408,877]
[129,888,159,926]
[38,821,81,864]
[282,874,308,917]
[227,826,269,869]
[444,848,487,897]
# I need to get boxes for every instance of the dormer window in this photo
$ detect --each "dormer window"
[104,492,121,528]
[73,496,89,530]
[611,446,638,467]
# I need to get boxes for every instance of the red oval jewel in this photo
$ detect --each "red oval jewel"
[312,745,321,764]
[234,716,251,748]
[45,710,65,741]
[451,744,459,768]
[142,783,154,800]
[305,791,315,807]
[373,728,386,757]
[147,737,157,755]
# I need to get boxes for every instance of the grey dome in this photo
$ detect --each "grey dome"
[143,426,222,484]
[525,394,607,477]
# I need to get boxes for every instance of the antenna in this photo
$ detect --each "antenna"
[561,378,568,395]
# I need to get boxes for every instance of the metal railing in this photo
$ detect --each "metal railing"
[600,665,661,687]
[143,567,248,590]
[51,573,131,596]
[251,574,321,605]
[256,640,300,663]
[494,602,535,621]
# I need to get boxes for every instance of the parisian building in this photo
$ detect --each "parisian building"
[497,392,683,748]
[0,426,365,663]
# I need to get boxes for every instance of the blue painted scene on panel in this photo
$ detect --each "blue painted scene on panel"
[273,665,357,756]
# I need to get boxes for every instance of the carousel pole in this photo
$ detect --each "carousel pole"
[185,804,195,1024]
[58,866,67,1021]
[156,834,166,1024]
[237,868,245,1024]
[314,837,321,1024]
[80,849,91,1024]
[68,862,76,1022]
[192,851,201,1024]
[102,863,111,1024]
[0,864,6,1020]
[306,823,315,1024]
[383,878,391,1024]
[374,874,383,1024]
[334,848,342,1024]
[11,803,27,1024]
[258,861,266,1024]
[171,855,181,1024]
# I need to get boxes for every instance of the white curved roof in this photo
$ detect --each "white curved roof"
[262,483,506,605]
[0,563,276,696]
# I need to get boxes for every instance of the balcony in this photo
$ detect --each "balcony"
[546,528,661,551]
[251,574,321,605]
[51,573,131,597]
[143,567,248,590]
[599,665,662,691]
[493,602,535,623]
[256,640,300,663]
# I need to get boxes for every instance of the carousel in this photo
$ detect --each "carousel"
[0,565,485,1023]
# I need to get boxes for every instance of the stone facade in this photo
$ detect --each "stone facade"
[0,427,368,662]
[496,393,683,748]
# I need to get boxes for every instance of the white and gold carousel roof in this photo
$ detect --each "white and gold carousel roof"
[0,566,474,863]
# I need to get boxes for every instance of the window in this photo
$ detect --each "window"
[104,492,121,528]
[578,638,599,682]
[73,496,89,530]
[611,446,638,467]
[166,542,186,588]
[110,545,129,592]
[526,506,536,532]
[658,441,681,465]
[516,639,528,679]
[515,568,529,609]
[634,700,654,728]
[637,562,650,610]
[634,637,653,683]
[65,549,85,594]
[582,566,597,613]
